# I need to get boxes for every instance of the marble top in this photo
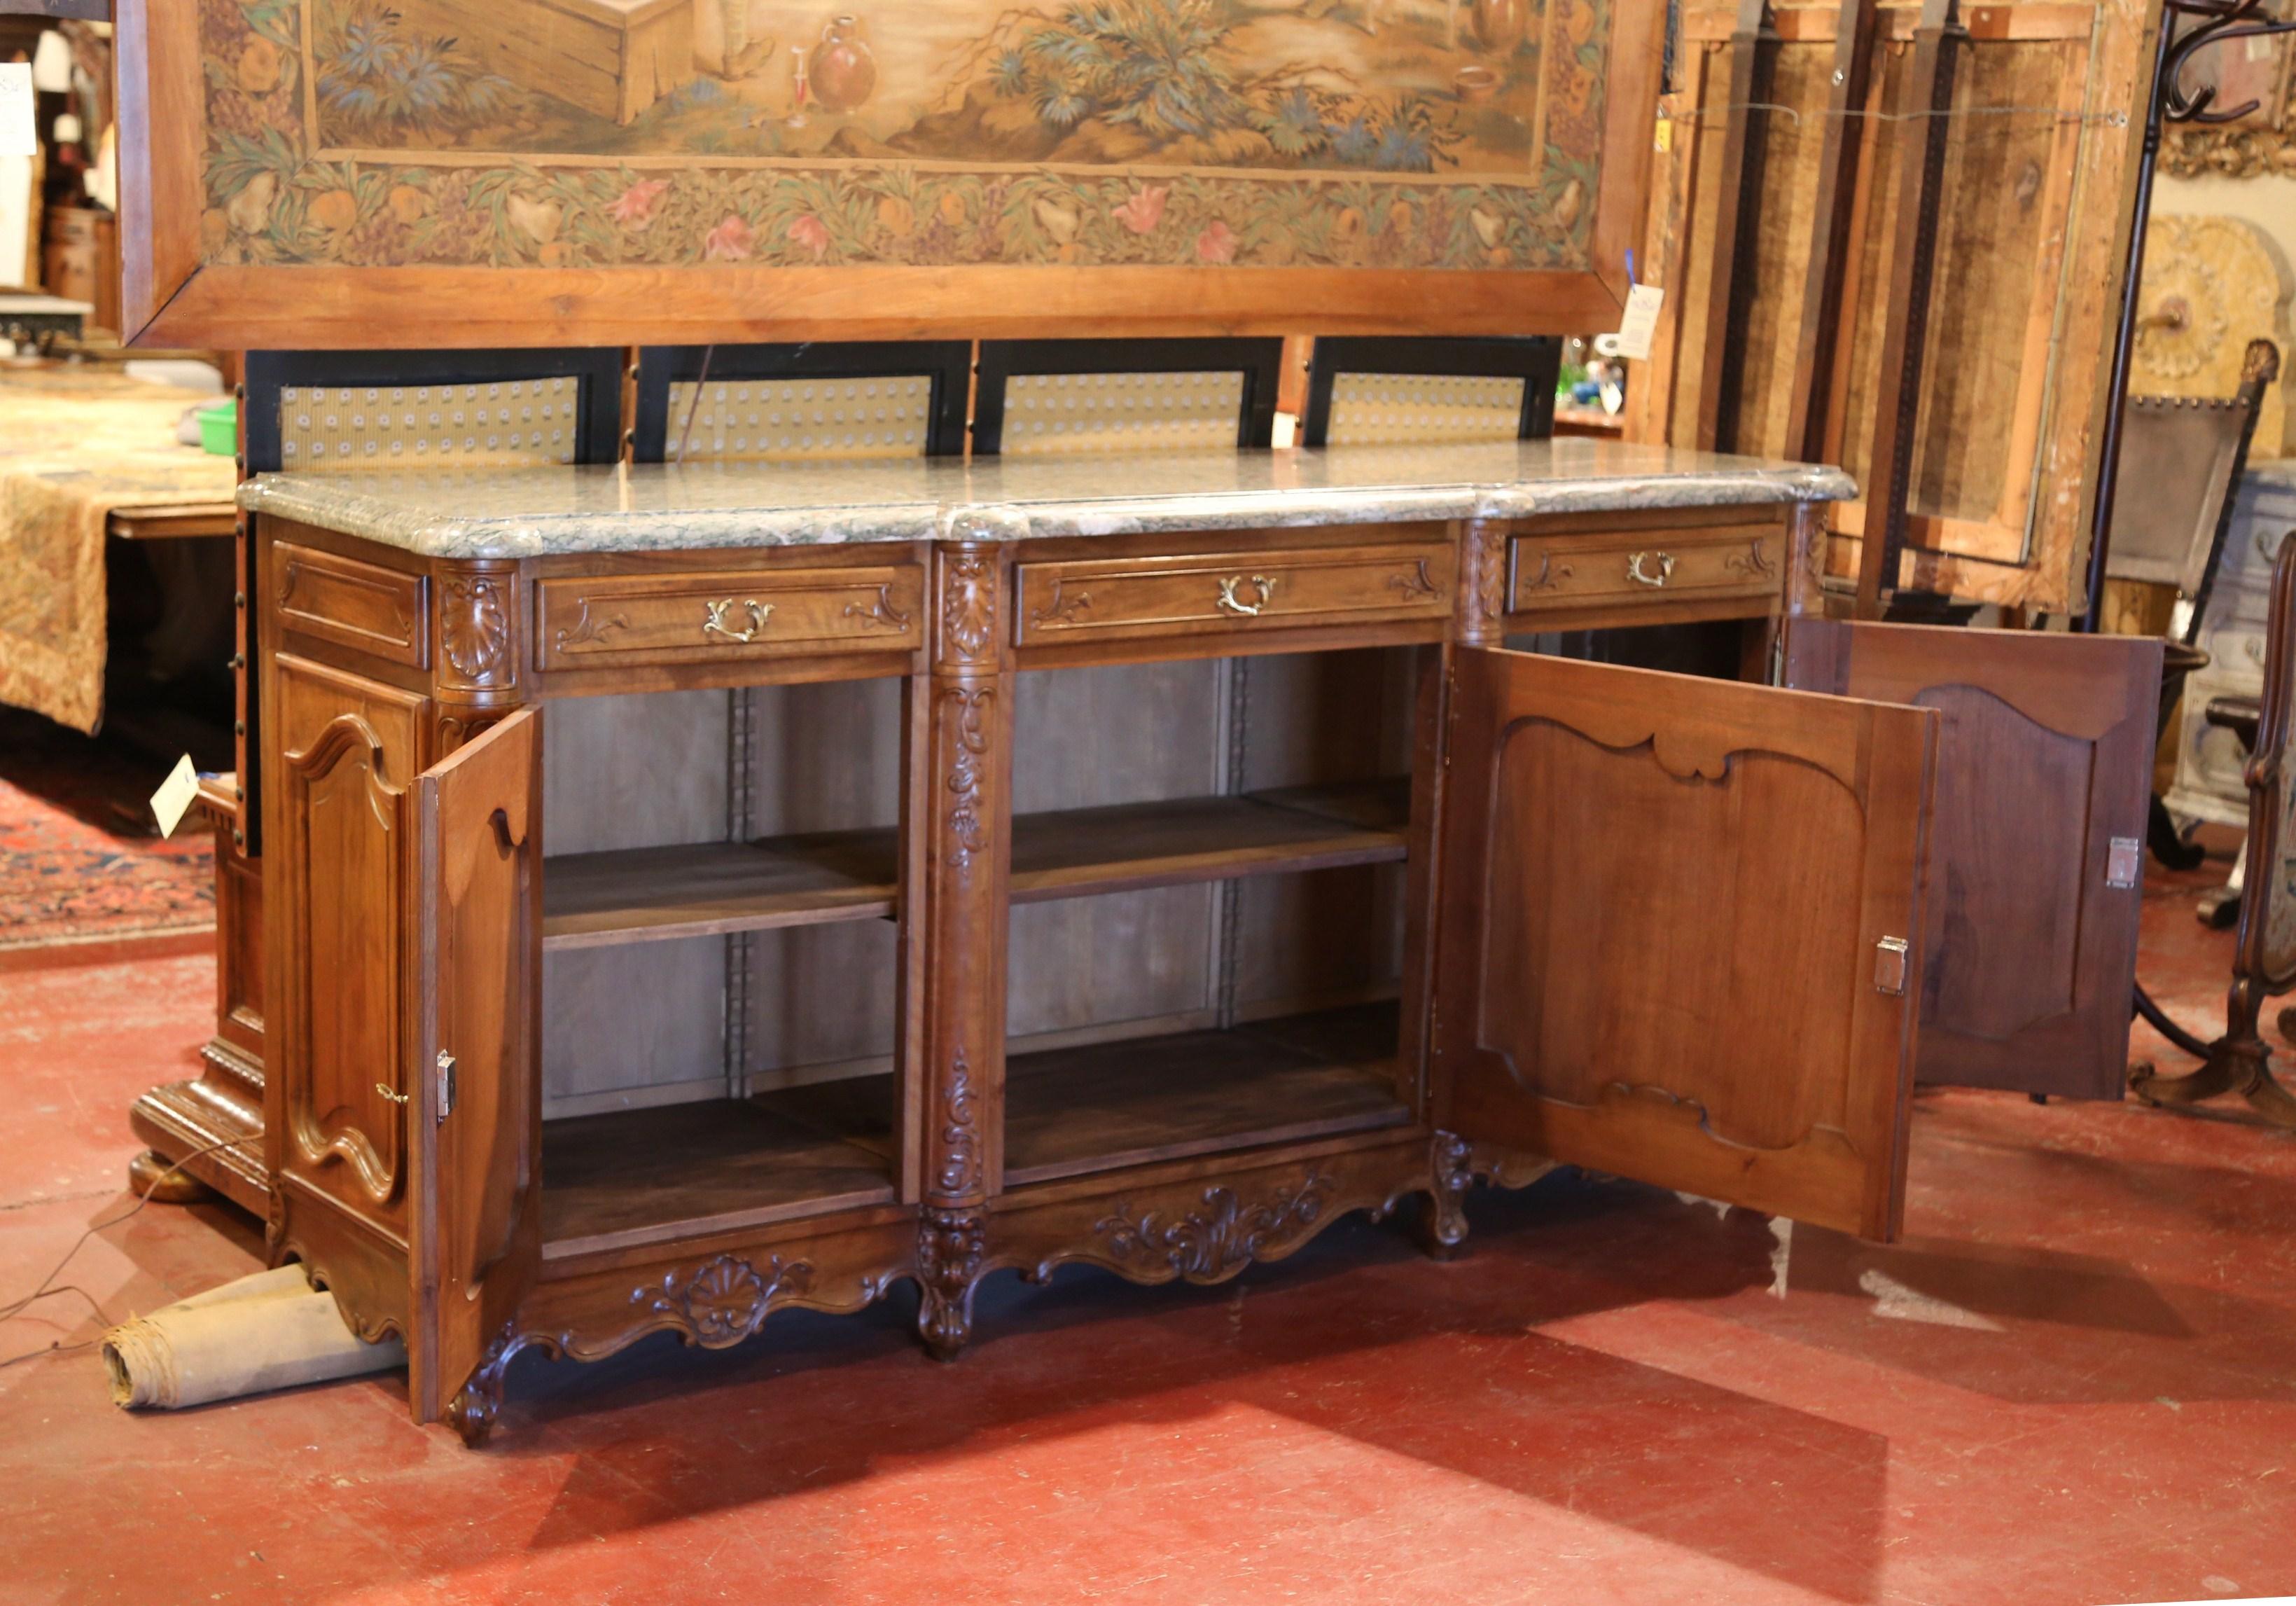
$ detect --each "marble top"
[239,438,1858,560]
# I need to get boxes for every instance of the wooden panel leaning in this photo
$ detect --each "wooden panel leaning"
[2133,533,2296,1126]
[1786,618,2162,1100]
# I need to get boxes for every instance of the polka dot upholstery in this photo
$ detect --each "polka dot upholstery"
[665,376,937,462]
[276,379,583,470]
[1325,373,1529,447]
[1001,371,1247,457]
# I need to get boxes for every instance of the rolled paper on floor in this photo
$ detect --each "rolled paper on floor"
[101,1266,405,1410]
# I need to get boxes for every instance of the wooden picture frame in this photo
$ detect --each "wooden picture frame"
[114,0,1666,348]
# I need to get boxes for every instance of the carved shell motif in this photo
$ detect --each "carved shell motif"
[632,1252,812,1348]
[440,575,512,686]
[942,550,997,664]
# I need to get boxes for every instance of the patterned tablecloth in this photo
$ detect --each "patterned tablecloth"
[0,366,237,733]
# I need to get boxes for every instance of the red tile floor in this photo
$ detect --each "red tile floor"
[3,860,2294,1605]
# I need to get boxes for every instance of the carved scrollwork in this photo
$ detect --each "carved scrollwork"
[917,1207,986,1359]
[1387,559,1442,603]
[2162,123,2296,181]
[551,595,630,655]
[1029,581,1094,630]
[1095,1171,1335,1282]
[436,709,507,756]
[632,1252,813,1349]
[439,573,513,688]
[844,583,914,632]
[1723,539,1777,581]
[1518,551,1571,593]
[942,686,992,880]
[934,1051,980,1198]
[940,549,997,665]
[447,1322,568,1448]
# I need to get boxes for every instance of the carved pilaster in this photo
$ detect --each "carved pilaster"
[919,544,1008,1211]
[917,1206,986,1361]
[1458,518,1510,646]
[1784,501,1830,618]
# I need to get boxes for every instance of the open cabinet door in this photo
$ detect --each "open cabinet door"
[407,708,543,1426]
[1434,649,1937,1240]
[1784,621,2162,1100]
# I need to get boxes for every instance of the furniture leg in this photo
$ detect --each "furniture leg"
[1415,1130,1472,1261]
[917,1207,986,1361]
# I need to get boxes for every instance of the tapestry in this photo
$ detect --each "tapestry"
[197,0,1611,272]
[0,369,237,735]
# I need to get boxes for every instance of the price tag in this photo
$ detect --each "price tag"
[150,754,202,840]
[0,64,35,160]
[1612,284,1665,362]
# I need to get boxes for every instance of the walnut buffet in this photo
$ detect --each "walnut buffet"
[230,438,2159,1444]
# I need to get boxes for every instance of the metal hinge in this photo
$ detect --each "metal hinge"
[2106,836,2141,891]
[435,1051,457,1123]
[1873,936,1911,997]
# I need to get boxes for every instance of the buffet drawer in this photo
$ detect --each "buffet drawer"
[1508,518,1786,616]
[1015,542,1454,648]
[535,563,924,670]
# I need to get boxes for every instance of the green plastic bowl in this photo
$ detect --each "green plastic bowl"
[197,399,236,456]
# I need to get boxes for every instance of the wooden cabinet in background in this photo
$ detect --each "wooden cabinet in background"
[41,206,116,333]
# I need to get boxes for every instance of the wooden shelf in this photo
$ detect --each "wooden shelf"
[541,1093,895,1260]
[1010,779,1409,904]
[1002,1004,1409,1187]
[543,829,896,950]
[541,779,1409,952]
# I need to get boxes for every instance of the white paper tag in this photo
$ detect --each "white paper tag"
[151,754,202,840]
[1611,284,1665,362]
[0,64,36,160]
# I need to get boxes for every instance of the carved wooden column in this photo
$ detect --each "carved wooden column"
[914,537,1010,1359]
[432,561,524,754]
[1457,517,1510,649]
[1419,517,1515,1257]
[1785,500,1830,620]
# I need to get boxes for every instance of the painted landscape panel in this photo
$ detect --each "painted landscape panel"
[199,0,1615,271]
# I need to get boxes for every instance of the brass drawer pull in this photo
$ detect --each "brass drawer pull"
[703,597,774,643]
[1216,574,1278,617]
[1627,551,1676,588]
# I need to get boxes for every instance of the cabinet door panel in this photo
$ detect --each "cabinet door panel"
[1783,620,2161,1098]
[409,708,543,1424]
[1435,649,1935,1239]
[271,655,426,1237]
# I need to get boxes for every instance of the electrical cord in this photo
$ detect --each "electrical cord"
[0,1135,261,1372]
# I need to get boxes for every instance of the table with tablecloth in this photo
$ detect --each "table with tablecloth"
[0,365,237,733]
